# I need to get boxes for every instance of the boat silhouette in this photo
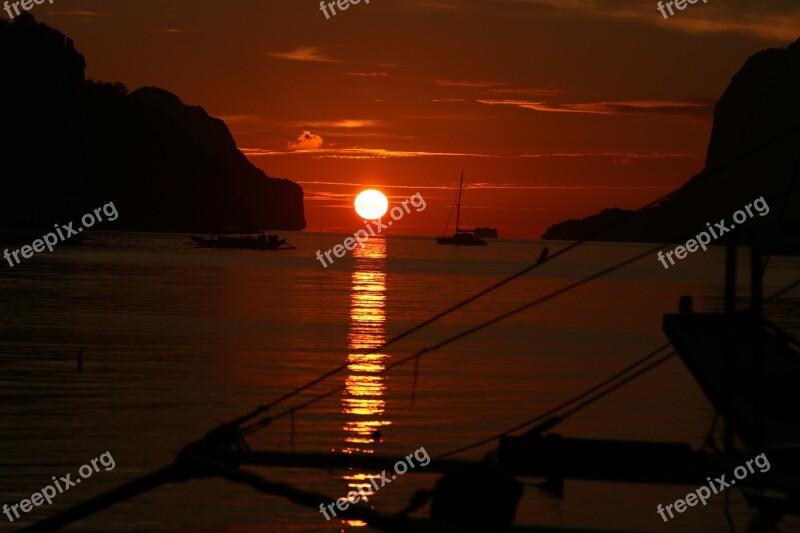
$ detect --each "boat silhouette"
[436,172,488,246]
[664,225,800,447]
[190,232,296,250]
[24,226,800,533]
[474,227,499,238]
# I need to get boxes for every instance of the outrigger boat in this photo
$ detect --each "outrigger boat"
[665,224,800,447]
[25,228,800,533]
[656,224,800,529]
[190,233,296,250]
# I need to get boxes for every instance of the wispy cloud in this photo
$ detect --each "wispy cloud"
[436,79,508,88]
[511,0,800,41]
[514,152,697,159]
[243,147,495,159]
[345,72,390,77]
[304,119,382,129]
[243,146,697,160]
[288,131,324,150]
[478,98,716,118]
[435,81,572,99]
[465,182,676,190]
[486,87,568,96]
[297,180,678,191]
[667,11,800,42]
[265,46,343,63]
[218,114,263,124]
[45,10,104,16]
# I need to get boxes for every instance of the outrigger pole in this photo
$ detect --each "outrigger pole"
[22,432,787,532]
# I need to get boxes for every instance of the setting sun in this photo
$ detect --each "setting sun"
[354,189,388,220]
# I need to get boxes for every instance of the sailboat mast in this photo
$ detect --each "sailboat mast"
[455,171,463,232]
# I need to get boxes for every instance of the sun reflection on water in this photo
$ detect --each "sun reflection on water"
[341,237,390,527]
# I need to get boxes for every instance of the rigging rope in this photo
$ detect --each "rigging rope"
[243,181,800,438]
[21,133,800,533]
[230,126,800,435]
[242,237,701,434]
[435,342,674,459]
[434,278,800,459]
[440,185,459,237]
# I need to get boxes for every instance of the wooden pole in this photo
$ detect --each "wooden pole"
[19,466,177,533]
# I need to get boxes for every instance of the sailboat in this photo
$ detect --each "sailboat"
[436,172,488,246]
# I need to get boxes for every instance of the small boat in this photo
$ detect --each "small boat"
[436,172,488,246]
[190,233,296,250]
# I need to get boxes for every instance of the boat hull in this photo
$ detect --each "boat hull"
[190,235,295,250]
[664,310,800,446]
[436,234,487,246]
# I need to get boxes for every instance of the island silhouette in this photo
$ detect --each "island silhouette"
[0,14,305,233]
[542,37,800,243]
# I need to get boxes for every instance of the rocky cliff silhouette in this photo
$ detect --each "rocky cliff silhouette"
[0,14,305,232]
[542,37,800,243]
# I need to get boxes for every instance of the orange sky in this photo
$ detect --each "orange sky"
[33,0,800,237]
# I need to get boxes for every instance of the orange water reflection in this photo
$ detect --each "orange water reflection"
[341,237,390,527]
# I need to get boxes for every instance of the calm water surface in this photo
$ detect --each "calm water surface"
[1,231,798,532]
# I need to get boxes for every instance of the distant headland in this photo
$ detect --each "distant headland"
[0,14,305,232]
[542,37,800,243]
